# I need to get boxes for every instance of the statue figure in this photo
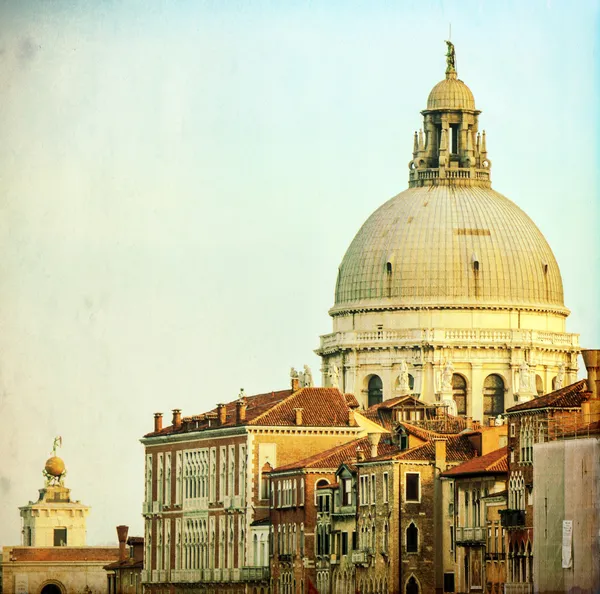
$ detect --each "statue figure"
[297,369,306,387]
[441,360,454,392]
[303,365,314,388]
[329,364,340,389]
[555,363,565,390]
[398,360,410,393]
[290,367,299,379]
[494,415,503,427]
[445,40,456,72]
[519,360,531,392]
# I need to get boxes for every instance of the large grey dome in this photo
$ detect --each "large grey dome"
[332,185,565,314]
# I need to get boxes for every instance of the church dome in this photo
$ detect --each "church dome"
[333,185,566,314]
[427,76,475,111]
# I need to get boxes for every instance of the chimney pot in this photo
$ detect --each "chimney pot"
[116,525,129,562]
[348,408,356,427]
[466,416,473,429]
[367,433,381,458]
[294,408,303,426]
[172,409,182,429]
[236,399,247,424]
[582,349,600,400]
[217,403,227,426]
[154,413,163,433]
[291,378,300,392]
[434,438,447,470]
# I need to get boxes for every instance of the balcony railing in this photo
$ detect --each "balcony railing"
[455,526,485,544]
[499,509,526,528]
[351,550,371,566]
[504,583,533,594]
[169,566,269,583]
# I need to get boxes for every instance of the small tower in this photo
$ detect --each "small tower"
[19,437,90,547]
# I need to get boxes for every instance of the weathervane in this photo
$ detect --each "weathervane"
[43,436,67,486]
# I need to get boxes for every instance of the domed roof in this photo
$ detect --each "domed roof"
[427,76,475,111]
[333,185,566,314]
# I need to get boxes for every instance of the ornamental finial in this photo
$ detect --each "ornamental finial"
[445,40,456,77]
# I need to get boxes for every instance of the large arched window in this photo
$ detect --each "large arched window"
[368,375,383,407]
[406,522,418,553]
[483,374,504,416]
[452,374,467,415]
[535,375,544,396]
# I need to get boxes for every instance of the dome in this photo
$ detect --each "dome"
[427,76,475,111]
[333,185,566,314]
[44,456,66,478]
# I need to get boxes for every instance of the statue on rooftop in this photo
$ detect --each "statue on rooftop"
[398,360,410,393]
[441,360,454,392]
[555,362,565,390]
[303,365,314,388]
[445,40,456,73]
[329,364,340,389]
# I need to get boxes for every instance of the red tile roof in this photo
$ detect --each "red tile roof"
[506,380,589,413]
[272,435,397,473]
[367,434,476,463]
[144,387,357,437]
[7,547,119,562]
[440,446,508,477]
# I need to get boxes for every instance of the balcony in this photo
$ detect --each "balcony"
[169,566,269,583]
[499,509,526,528]
[351,550,371,566]
[278,553,294,563]
[504,583,533,594]
[455,526,485,544]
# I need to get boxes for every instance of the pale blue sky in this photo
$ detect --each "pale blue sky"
[0,0,598,544]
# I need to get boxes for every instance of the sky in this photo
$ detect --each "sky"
[0,0,598,545]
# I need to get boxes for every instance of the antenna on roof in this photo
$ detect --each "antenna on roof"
[449,23,452,41]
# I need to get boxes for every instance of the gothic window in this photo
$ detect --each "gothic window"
[368,375,383,407]
[452,373,467,415]
[157,454,164,504]
[165,454,171,506]
[406,523,418,553]
[483,374,504,417]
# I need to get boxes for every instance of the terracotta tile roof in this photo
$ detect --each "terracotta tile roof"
[272,435,397,473]
[345,393,360,408]
[360,396,437,432]
[144,387,358,437]
[8,547,119,562]
[506,380,589,414]
[441,446,508,477]
[367,434,476,463]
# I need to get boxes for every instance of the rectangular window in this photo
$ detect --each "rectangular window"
[53,528,67,546]
[383,473,389,503]
[443,572,455,593]
[341,532,349,555]
[343,478,352,506]
[352,531,358,550]
[510,423,515,437]
[450,526,454,552]
[370,474,376,505]
[405,473,420,502]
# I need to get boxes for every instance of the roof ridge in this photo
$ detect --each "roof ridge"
[248,387,307,425]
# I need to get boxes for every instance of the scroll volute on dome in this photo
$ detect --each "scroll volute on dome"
[409,41,491,188]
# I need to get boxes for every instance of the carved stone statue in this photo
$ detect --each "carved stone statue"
[397,360,410,393]
[555,363,565,390]
[290,367,299,379]
[441,360,454,392]
[519,360,531,392]
[303,365,314,388]
[445,40,456,72]
[329,364,340,389]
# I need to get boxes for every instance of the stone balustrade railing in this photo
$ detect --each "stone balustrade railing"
[318,328,579,352]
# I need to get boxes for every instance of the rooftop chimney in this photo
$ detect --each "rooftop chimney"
[294,408,303,426]
[291,377,300,392]
[237,398,247,424]
[582,350,600,400]
[434,438,447,471]
[116,525,129,562]
[465,416,473,430]
[348,408,356,427]
[172,409,182,429]
[367,433,381,458]
[217,403,227,426]
[154,413,163,433]
[356,446,365,462]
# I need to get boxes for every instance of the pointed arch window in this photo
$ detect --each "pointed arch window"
[406,523,418,553]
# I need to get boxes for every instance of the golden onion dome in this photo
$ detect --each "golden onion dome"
[44,456,66,478]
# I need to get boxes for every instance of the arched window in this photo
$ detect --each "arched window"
[314,479,329,505]
[398,426,409,450]
[452,373,467,415]
[406,523,418,553]
[406,575,420,594]
[535,375,544,396]
[483,374,504,416]
[368,375,383,407]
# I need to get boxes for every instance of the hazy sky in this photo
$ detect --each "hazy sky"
[0,0,598,545]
